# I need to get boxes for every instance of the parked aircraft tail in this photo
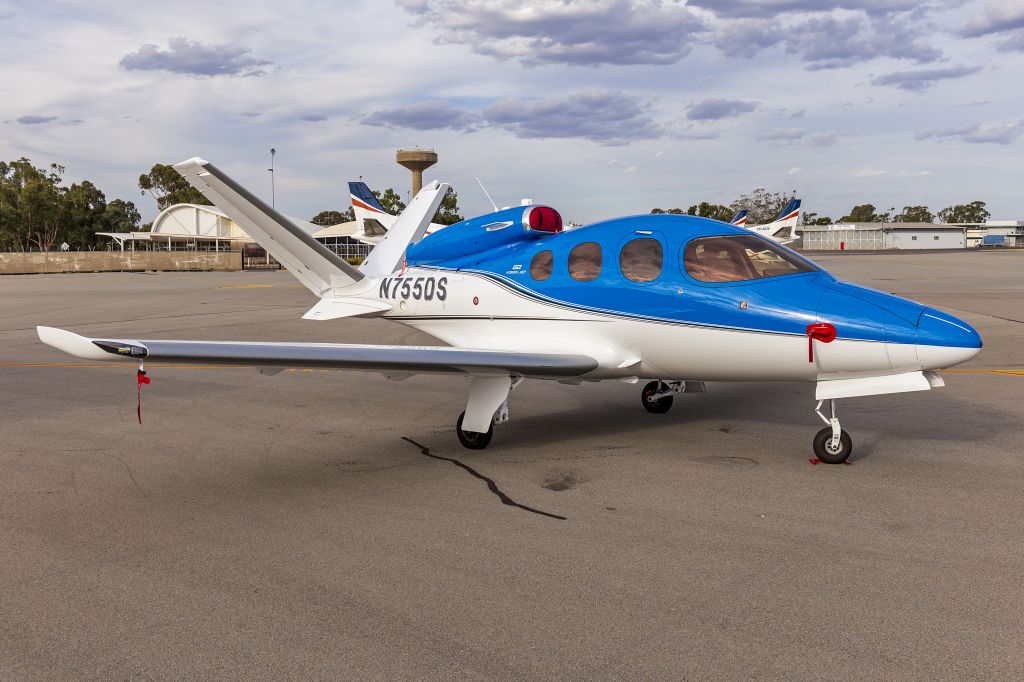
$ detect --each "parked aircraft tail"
[730,209,748,227]
[349,181,395,246]
[765,198,801,240]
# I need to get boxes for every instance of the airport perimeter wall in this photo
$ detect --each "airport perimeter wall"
[0,251,242,275]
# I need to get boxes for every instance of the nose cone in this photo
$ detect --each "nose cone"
[917,308,982,369]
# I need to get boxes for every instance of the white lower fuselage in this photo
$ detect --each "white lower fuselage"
[379,268,973,383]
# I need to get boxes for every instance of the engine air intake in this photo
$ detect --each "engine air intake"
[525,206,563,233]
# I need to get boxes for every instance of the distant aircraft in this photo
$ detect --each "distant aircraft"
[743,198,802,244]
[39,159,981,464]
[730,209,748,227]
[349,181,445,246]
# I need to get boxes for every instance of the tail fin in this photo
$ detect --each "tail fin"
[770,198,801,225]
[359,180,449,278]
[349,181,395,245]
[348,181,387,213]
[768,198,801,238]
[175,158,363,294]
[730,209,748,227]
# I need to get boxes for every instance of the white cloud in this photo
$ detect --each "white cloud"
[852,169,934,176]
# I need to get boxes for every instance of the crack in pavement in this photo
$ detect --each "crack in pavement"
[401,437,567,521]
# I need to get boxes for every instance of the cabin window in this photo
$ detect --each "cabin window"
[568,242,602,282]
[530,250,553,281]
[620,238,663,282]
[682,235,817,283]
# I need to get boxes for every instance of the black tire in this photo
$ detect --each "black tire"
[812,427,853,464]
[641,381,674,414]
[456,411,493,450]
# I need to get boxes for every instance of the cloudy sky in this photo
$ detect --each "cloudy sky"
[2,0,1023,224]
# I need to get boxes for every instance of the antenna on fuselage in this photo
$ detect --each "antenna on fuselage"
[475,177,499,213]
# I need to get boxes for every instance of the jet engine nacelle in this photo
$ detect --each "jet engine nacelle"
[406,205,562,265]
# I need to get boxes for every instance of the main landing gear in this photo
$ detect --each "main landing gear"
[456,411,493,449]
[812,399,853,464]
[455,376,520,450]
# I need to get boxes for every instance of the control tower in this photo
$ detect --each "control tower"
[396,148,437,197]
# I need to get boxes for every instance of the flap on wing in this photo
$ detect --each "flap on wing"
[37,327,598,379]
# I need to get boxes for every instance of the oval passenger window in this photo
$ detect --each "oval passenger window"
[568,242,602,282]
[620,238,663,282]
[530,250,553,281]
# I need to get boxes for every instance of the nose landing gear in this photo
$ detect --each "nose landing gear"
[641,380,683,414]
[812,399,852,464]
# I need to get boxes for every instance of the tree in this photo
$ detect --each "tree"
[685,202,734,222]
[139,163,211,210]
[937,201,990,224]
[102,199,142,233]
[729,189,790,225]
[650,207,684,214]
[802,212,833,226]
[433,187,463,225]
[893,205,933,223]
[311,209,353,226]
[373,188,406,215]
[838,204,893,223]
[0,158,67,251]
[62,180,107,249]
[1,157,144,251]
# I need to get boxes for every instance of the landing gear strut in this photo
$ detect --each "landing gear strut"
[812,399,852,464]
[641,380,683,414]
[455,376,521,450]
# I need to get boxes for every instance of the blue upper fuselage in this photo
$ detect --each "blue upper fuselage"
[405,212,981,350]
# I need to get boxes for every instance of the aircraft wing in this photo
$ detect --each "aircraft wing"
[37,327,597,379]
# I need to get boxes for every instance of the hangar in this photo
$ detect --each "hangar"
[801,223,968,250]
[802,220,1024,251]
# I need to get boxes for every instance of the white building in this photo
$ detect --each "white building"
[802,223,967,250]
[99,203,371,260]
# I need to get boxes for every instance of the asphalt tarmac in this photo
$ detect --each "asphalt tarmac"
[1,250,1022,680]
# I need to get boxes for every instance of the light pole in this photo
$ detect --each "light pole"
[268,148,276,209]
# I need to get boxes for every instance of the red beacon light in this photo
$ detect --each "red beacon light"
[523,206,563,234]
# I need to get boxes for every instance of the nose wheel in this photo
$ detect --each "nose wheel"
[642,380,682,414]
[812,399,853,464]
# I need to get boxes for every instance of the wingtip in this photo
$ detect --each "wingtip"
[173,157,209,171]
[37,326,113,361]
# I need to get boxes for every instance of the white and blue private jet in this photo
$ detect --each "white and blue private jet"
[38,158,981,463]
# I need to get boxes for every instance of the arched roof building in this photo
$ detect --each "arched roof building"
[99,203,368,258]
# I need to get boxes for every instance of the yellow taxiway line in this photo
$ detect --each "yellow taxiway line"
[940,368,1024,377]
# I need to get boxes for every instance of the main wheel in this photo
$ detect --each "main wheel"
[641,381,674,414]
[456,411,493,450]
[812,427,853,464]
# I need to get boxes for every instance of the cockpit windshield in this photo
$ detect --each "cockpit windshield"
[683,235,818,283]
